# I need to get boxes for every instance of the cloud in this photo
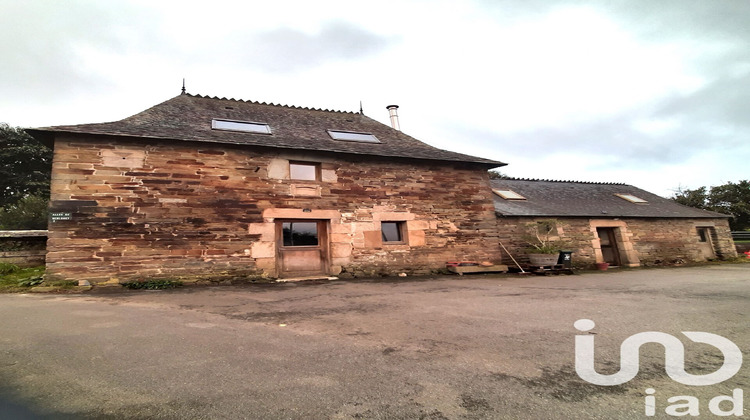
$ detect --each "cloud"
[231,21,399,73]
[595,0,750,43]
[0,0,162,101]
[654,71,750,136]
[442,93,742,171]
[432,0,750,176]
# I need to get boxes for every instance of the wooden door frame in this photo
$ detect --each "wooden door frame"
[589,220,640,267]
[596,227,622,266]
[275,219,330,278]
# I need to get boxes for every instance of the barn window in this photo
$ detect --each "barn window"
[381,221,406,244]
[289,162,320,181]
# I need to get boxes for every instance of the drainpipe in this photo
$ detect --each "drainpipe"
[386,105,401,131]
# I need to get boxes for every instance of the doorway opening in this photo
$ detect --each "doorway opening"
[596,227,622,266]
[696,226,717,260]
[276,220,329,278]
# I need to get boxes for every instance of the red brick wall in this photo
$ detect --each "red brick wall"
[46,136,501,283]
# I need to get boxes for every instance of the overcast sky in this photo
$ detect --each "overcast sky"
[1,0,748,197]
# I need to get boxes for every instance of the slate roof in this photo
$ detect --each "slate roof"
[491,179,730,219]
[27,93,505,167]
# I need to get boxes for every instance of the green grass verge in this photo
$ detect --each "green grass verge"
[0,265,46,292]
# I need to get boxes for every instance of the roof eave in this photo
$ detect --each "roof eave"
[24,128,56,149]
[32,129,506,167]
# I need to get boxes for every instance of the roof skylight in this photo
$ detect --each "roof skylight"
[212,119,271,134]
[327,130,381,143]
[493,189,526,200]
[615,193,648,204]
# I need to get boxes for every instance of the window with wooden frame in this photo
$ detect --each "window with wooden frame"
[381,221,407,244]
[289,161,320,181]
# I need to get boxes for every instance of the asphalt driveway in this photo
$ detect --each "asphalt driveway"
[1,264,749,419]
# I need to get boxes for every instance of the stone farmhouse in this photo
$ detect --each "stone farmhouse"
[28,93,506,284]
[492,179,737,268]
[27,93,739,284]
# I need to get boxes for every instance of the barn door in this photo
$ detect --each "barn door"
[597,227,621,266]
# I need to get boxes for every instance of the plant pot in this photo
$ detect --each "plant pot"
[528,253,559,266]
[596,262,610,271]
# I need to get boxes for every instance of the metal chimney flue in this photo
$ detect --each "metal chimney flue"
[386,105,401,131]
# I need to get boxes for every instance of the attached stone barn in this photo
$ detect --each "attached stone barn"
[491,179,737,268]
[28,93,506,284]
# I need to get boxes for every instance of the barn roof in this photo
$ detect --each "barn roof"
[491,179,730,219]
[27,93,505,167]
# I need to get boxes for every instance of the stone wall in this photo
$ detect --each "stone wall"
[46,136,501,283]
[0,231,47,267]
[497,216,737,268]
[625,218,736,263]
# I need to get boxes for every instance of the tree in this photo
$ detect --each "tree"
[0,124,52,230]
[671,186,708,210]
[0,194,49,230]
[707,181,750,231]
[488,170,510,180]
[671,181,750,231]
[0,124,52,208]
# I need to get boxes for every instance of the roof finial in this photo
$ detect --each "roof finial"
[181,78,186,95]
[359,101,363,114]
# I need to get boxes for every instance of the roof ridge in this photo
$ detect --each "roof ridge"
[499,177,628,186]
[186,93,358,115]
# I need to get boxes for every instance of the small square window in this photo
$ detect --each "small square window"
[289,162,319,181]
[382,221,406,243]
